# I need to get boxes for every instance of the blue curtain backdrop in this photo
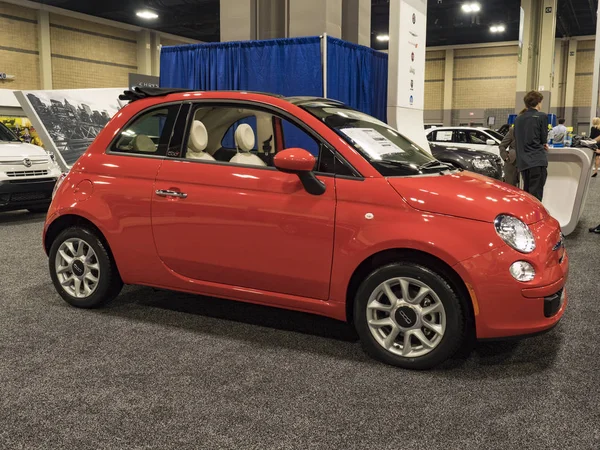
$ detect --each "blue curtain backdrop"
[160,37,323,97]
[326,37,388,123]
[160,36,389,150]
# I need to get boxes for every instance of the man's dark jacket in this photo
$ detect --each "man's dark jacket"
[514,108,548,171]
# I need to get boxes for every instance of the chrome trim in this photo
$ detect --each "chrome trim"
[155,189,188,199]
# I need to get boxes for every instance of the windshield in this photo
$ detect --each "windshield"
[484,129,504,141]
[300,103,450,176]
[0,123,20,142]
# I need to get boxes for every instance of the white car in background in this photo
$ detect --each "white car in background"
[0,122,62,213]
[425,126,504,157]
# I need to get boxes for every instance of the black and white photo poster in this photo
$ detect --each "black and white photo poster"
[14,88,125,171]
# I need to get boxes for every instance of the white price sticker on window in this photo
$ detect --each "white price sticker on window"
[341,128,405,159]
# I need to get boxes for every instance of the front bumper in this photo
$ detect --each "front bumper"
[0,177,57,211]
[456,217,569,339]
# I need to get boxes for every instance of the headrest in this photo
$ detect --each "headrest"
[235,124,255,152]
[188,120,208,153]
[132,134,155,152]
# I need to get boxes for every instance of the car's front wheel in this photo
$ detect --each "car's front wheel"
[49,227,122,308]
[354,262,465,370]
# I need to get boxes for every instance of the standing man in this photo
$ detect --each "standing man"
[549,118,567,145]
[514,91,549,201]
[498,108,526,187]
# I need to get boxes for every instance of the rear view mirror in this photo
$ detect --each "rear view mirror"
[274,148,325,196]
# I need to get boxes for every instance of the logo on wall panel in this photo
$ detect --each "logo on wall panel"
[411,52,415,62]
[409,41,419,48]
[409,31,418,37]
[412,13,416,24]
[409,96,414,106]
[409,66,416,75]
[410,80,414,90]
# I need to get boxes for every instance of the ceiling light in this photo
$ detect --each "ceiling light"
[461,2,481,13]
[376,34,390,42]
[136,10,159,20]
[490,24,506,33]
[490,26,498,32]
[497,25,506,32]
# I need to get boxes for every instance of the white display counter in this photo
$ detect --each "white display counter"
[543,146,594,235]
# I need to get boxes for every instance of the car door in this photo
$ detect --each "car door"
[151,102,336,301]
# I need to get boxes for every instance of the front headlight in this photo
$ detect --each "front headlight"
[472,158,493,170]
[494,214,536,253]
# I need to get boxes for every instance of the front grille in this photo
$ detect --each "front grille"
[544,288,564,317]
[6,170,49,177]
[8,177,56,184]
[10,191,50,202]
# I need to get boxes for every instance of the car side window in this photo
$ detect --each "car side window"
[468,131,488,144]
[113,105,180,155]
[434,130,453,142]
[183,104,332,171]
[453,131,468,144]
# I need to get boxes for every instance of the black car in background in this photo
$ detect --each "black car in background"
[430,143,504,181]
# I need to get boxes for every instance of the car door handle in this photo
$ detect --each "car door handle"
[155,189,188,199]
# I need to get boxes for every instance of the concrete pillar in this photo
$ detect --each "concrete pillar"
[37,10,52,89]
[443,49,454,126]
[564,39,577,127]
[220,0,257,41]
[537,0,557,91]
[288,0,342,38]
[342,0,371,46]
[257,0,286,39]
[151,33,161,77]
[137,30,152,75]
[516,0,540,93]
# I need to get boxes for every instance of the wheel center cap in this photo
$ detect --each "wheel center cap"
[72,260,85,277]
[395,306,418,328]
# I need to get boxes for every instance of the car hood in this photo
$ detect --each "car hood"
[0,142,48,158]
[387,171,548,224]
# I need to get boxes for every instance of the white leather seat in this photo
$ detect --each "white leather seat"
[132,134,156,152]
[230,124,266,167]
[187,120,215,161]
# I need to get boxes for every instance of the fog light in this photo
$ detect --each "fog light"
[509,261,535,282]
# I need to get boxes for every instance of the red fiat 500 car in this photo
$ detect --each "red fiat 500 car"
[43,89,568,369]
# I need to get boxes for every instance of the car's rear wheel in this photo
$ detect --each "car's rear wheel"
[49,227,122,308]
[354,262,465,370]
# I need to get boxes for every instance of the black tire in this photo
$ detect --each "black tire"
[354,262,465,370]
[48,226,122,308]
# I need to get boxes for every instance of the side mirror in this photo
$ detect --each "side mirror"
[274,148,326,196]
[486,139,496,145]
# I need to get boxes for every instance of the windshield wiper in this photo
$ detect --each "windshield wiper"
[418,160,452,170]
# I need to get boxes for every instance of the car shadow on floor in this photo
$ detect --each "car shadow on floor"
[84,285,562,372]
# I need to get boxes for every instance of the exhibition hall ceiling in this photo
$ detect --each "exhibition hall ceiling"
[40,0,597,47]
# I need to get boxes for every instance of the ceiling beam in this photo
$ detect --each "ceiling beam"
[557,12,571,36]
[566,0,581,30]
[589,0,597,26]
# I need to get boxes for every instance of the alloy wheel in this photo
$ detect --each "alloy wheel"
[54,238,101,299]
[366,277,446,358]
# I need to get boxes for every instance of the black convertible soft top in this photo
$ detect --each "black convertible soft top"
[119,87,285,102]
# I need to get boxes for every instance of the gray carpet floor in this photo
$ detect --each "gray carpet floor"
[1,181,599,450]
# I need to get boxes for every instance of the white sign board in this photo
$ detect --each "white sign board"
[387,0,429,152]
